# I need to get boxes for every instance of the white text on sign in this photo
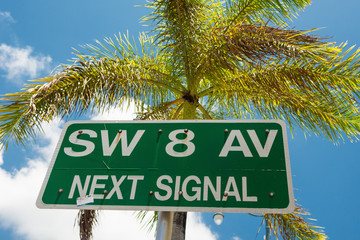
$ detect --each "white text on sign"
[63,129,278,158]
[68,175,258,202]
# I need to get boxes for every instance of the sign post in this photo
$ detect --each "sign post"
[37,120,294,214]
[156,211,173,240]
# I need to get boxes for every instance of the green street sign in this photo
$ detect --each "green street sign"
[36,120,294,213]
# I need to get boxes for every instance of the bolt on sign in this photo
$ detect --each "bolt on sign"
[36,120,294,214]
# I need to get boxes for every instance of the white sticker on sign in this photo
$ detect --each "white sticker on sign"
[77,195,94,206]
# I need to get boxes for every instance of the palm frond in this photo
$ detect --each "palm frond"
[207,82,360,142]
[0,42,181,148]
[264,207,327,239]
[196,24,331,77]
[135,211,159,235]
[224,0,311,26]
[145,0,217,87]
[76,32,186,94]
[199,44,360,141]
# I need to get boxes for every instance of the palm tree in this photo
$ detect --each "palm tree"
[1,0,360,239]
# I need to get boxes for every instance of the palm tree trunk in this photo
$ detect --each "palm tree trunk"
[169,100,196,240]
[171,212,187,240]
[182,101,197,120]
[77,209,98,240]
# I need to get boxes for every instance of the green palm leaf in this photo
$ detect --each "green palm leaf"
[0,34,182,148]
[264,207,327,239]
[224,0,311,25]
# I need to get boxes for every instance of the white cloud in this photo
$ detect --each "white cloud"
[0,11,15,23]
[91,102,138,120]
[0,44,52,82]
[232,236,242,240]
[0,160,78,240]
[186,212,218,240]
[33,117,64,161]
[92,211,155,240]
[0,109,217,240]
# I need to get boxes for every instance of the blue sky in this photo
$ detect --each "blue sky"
[0,1,359,239]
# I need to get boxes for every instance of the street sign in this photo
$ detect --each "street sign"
[36,120,294,213]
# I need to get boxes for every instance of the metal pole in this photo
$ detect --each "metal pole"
[156,211,174,240]
[265,218,271,240]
